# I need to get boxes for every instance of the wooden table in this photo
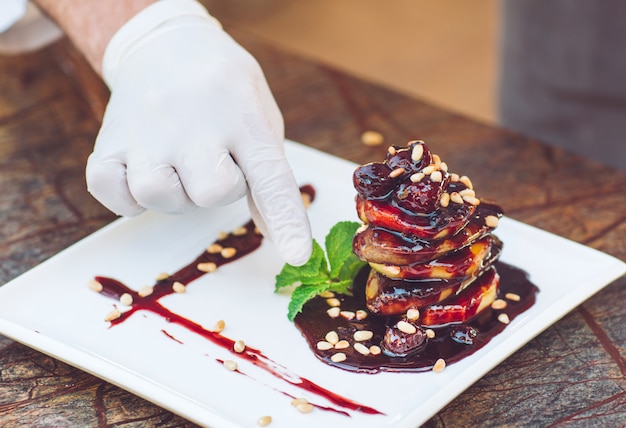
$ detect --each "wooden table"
[1,28,625,427]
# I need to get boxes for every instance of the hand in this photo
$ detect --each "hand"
[85,0,312,265]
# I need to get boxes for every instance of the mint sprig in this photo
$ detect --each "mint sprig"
[275,221,366,321]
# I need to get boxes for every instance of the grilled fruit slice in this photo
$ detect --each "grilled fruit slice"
[353,202,502,266]
[370,236,501,280]
[365,271,479,316]
[356,195,475,241]
[420,267,499,327]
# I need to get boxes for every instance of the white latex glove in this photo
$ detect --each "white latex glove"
[86,0,312,266]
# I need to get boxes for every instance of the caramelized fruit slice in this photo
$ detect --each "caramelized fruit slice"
[385,140,432,173]
[353,202,502,265]
[356,196,475,240]
[353,162,397,200]
[420,267,499,327]
[383,321,428,357]
[370,236,501,280]
[365,270,478,316]
[392,176,447,214]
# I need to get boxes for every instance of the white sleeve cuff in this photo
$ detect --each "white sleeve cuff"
[0,0,28,33]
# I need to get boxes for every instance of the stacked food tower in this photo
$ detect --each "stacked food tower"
[352,140,504,356]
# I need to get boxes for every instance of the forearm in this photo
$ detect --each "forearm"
[34,0,156,74]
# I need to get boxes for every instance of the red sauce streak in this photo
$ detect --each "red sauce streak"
[161,329,184,344]
[94,185,383,416]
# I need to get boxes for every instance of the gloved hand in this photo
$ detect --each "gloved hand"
[86,0,312,266]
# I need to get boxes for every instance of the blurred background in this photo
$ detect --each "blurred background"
[204,0,499,125]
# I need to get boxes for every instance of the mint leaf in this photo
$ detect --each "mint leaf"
[326,221,361,279]
[326,221,365,281]
[287,281,334,321]
[275,240,327,291]
[276,221,366,321]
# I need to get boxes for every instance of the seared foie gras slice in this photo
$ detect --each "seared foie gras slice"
[420,267,499,327]
[370,235,502,280]
[365,271,479,316]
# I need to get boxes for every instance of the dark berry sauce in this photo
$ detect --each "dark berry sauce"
[294,262,538,373]
[94,185,382,416]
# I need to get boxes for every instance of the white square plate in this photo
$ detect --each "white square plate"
[0,141,624,427]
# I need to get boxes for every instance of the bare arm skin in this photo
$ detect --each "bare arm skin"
[35,0,156,74]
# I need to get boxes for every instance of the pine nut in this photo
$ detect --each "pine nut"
[223,360,238,371]
[356,309,368,320]
[88,279,103,293]
[291,398,308,406]
[326,298,341,307]
[354,330,374,341]
[296,403,314,413]
[388,146,396,155]
[334,340,350,349]
[422,165,436,175]
[425,329,436,339]
[340,310,355,320]
[433,358,446,373]
[440,162,449,172]
[155,272,169,281]
[172,281,186,293]
[361,130,384,146]
[316,341,333,351]
[257,415,272,426]
[301,192,312,208]
[325,331,339,345]
[354,343,370,355]
[411,143,424,161]
[233,226,248,236]
[206,243,222,254]
[462,195,481,206]
[459,188,476,197]
[197,262,217,273]
[505,293,521,302]
[410,172,425,183]
[498,313,510,325]
[389,167,405,178]
[369,345,382,355]
[397,321,417,334]
[327,307,340,318]
[234,340,246,353]
[491,299,508,310]
[406,308,420,321]
[221,247,237,258]
[138,286,153,297]
[105,309,121,322]
[331,353,347,363]
[440,192,450,207]
[450,192,464,204]
[460,175,473,189]
[485,215,499,228]
[120,293,133,306]
[217,231,228,240]
[318,290,335,298]
[430,170,443,182]
[213,319,225,333]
